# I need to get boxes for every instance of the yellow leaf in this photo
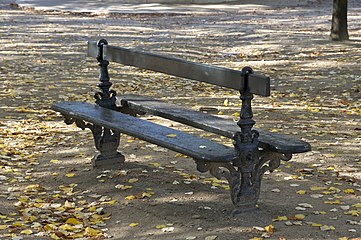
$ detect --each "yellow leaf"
[324,200,341,205]
[65,173,75,178]
[296,190,307,195]
[115,185,133,190]
[88,206,97,212]
[84,227,101,237]
[338,238,348,240]
[103,200,117,205]
[294,214,305,220]
[142,192,153,198]
[59,224,76,231]
[12,221,24,227]
[128,178,138,183]
[129,223,139,227]
[65,217,82,225]
[0,225,8,230]
[344,210,360,217]
[50,159,61,164]
[18,196,29,203]
[50,233,61,240]
[166,134,177,138]
[310,186,328,191]
[311,223,322,227]
[25,184,42,190]
[352,203,361,208]
[125,195,136,200]
[156,224,167,229]
[249,238,263,240]
[343,189,355,194]
[223,99,229,106]
[150,162,161,167]
[264,224,274,234]
[272,216,288,221]
[44,223,57,231]
[328,186,341,193]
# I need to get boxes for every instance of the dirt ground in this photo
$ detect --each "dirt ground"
[0,0,360,239]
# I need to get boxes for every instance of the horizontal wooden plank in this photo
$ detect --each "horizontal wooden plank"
[87,41,270,96]
[52,101,238,162]
[118,94,311,154]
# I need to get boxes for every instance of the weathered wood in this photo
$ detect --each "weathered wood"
[52,101,239,163]
[87,41,270,96]
[118,94,311,154]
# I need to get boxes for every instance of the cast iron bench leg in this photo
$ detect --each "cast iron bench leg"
[63,116,125,167]
[196,151,292,213]
[197,67,293,213]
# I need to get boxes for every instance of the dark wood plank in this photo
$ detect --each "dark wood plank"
[118,94,311,154]
[52,101,238,163]
[87,41,270,96]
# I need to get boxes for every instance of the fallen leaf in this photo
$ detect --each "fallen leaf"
[272,216,288,221]
[156,224,167,229]
[65,217,82,225]
[344,210,360,217]
[324,200,341,205]
[65,173,75,178]
[125,195,136,200]
[294,214,306,220]
[20,229,33,235]
[264,224,275,234]
[128,178,138,183]
[205,236,218,240]
[296,190,307,195]
[166,134,177,138]
[129,223,139,227]
[344,189,356,194]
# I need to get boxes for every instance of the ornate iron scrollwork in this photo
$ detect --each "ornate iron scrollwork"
[196,151,293,214]
[63,115,124,168]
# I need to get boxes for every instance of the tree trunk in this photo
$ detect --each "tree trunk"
[330,0,349,41]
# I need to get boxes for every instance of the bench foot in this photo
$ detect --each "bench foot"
[196,151,292,213]
[63,115,125,168]
[92,152,125,168]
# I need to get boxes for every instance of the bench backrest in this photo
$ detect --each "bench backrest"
[87,41,270,97]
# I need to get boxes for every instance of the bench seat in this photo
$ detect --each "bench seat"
[118,94,311,154]
[52,101,239,163]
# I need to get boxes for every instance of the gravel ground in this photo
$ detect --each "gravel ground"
[0,0,360,239]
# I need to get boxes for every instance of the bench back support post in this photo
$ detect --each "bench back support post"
[90,39,124,167]
[94,39,117,111]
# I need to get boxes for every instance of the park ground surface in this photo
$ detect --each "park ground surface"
[0,0,360,239]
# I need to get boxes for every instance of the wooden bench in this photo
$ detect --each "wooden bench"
[52,39,311,213]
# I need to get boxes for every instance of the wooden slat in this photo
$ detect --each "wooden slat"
[87,41,270,96]
[52,101,239,162]
[118,94,311,154]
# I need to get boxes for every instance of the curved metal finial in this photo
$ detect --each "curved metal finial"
[241,66,254,76]
[240,66,254,93]
[97,39,108,47]
[97,39,108,62]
